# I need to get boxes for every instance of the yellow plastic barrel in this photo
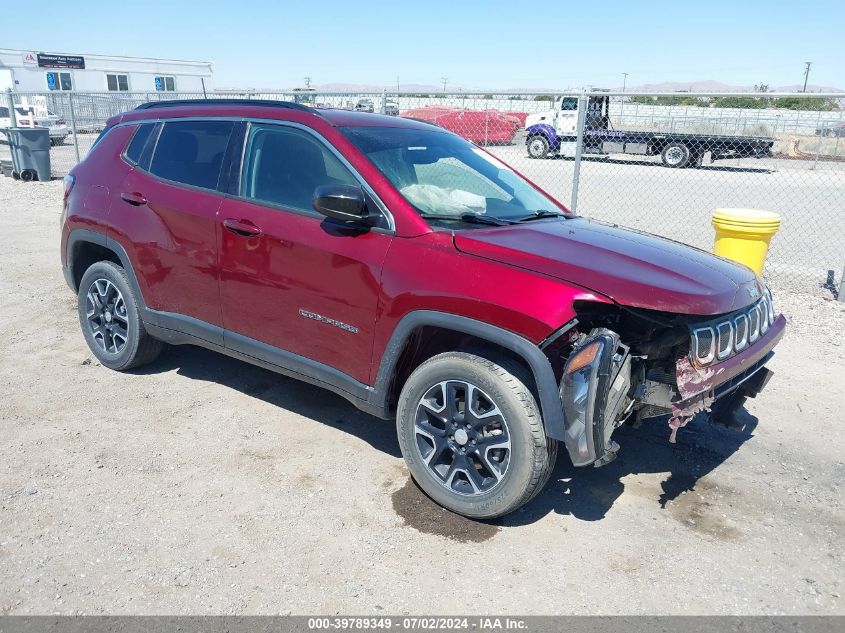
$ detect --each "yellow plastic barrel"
[711,208,781,275]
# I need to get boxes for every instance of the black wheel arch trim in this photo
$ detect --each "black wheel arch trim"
[369,310,565,441]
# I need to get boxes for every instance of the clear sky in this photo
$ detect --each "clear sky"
[6,0,844,90]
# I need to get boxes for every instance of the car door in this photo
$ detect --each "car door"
[116,119,235,334]
[218,121,393,385]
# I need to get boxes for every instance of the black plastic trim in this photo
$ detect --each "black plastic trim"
[369,310,565,439]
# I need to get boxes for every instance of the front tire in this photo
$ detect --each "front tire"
[77,261,163,371]
[527,135,550,159]
[396,351,557,519]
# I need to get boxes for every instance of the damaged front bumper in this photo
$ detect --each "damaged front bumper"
[558,314,786,467]
[669,314,785,439]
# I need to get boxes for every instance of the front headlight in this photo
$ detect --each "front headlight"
[561,329,630,467]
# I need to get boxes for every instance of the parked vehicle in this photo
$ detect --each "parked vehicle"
[384,100,400,116]
[61,99,784,518]
[292,88,317,107]
[526,95,775,167]
[355,98,375,113]
[0,105,69,145]
[815,122,845,137]
[402,106,518,144]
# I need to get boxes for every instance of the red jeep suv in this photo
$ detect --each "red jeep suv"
[61,99,785,518]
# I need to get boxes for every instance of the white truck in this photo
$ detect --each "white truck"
[525,94,774,167]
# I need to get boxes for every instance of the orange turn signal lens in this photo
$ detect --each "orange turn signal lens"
[565,341,602,375]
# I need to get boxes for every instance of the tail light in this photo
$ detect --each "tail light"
[62,174,76,213]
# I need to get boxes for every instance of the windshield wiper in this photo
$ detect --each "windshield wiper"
[419,213,514,226]
[514,210,568,222]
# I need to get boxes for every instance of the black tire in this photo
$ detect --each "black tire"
[77,261,163,371]
[661,142,691,168]
[20,169,36,182]
[396,351,557,519]
[526,135,550,159]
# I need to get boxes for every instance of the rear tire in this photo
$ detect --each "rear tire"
[527,135,550,159]
[661,142,691,167]
[77,261,163,371]
[396,351,557,519]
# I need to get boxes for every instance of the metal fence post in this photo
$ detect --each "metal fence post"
[5,88,17,128]
[838,263,845,302]
[68,92,81,164]
[570,92,588,213]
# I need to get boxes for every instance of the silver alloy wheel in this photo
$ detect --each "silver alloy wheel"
[664,145,685,165]
[85,278,129,354]
[414,380,511,496]
[528,138,547,157]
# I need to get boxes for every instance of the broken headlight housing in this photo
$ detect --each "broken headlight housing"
[560,328,631,467]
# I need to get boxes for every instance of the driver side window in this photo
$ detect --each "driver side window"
[240,124,357,213]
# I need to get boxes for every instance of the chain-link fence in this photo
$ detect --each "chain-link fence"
[2,88,843,296]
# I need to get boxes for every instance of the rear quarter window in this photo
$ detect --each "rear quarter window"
[149,120,234,190]
[124,123,156,165]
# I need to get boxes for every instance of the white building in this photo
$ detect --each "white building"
[0,48,213,93]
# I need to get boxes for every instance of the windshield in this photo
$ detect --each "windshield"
[340,126,567,226]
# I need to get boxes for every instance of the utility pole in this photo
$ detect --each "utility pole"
[802,62,812,92]
[441,77,448,93]
[397,75,400,94]
[622,72,628,92]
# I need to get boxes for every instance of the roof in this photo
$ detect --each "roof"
[0,47,213,66]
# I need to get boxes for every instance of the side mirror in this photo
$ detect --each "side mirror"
[312,184,377,226]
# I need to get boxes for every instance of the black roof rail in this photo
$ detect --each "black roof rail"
[134,98,317,114]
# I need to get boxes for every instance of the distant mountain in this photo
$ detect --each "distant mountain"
[618,80,843,93]
[221,80,843,94]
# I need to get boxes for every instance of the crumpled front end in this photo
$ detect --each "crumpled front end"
[552,291,785,467]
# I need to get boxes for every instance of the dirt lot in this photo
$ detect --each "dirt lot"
[0,176,843,615]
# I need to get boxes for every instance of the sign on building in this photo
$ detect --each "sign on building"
[36,53,85,69]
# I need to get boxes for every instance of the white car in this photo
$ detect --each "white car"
[0,105,69,146]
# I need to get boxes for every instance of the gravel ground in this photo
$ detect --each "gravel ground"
[0,176,843,615]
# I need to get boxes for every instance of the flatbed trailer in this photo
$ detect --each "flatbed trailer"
[525,95,774,167]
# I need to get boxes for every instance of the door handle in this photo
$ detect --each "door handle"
[223,218,262,237]
[120,191,147,206]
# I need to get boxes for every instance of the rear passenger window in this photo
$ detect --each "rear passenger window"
[149,120,234,190]
[124,124,154,165]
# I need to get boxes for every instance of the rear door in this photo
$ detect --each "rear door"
[116,119,235,332]
[217,122,393,384]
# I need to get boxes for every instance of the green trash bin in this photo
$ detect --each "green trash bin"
[6,127,51,181]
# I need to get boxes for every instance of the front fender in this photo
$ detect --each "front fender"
[525,124,560,150]
[370,310,566,441]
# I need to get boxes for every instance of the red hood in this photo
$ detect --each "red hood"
[454,218,762,315]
